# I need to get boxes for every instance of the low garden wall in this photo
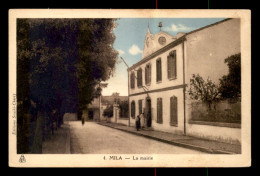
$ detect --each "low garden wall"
[116,117,129,126]
[186,121,241,144]
[187,101,241,144]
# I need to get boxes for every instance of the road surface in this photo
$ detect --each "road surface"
[70,121,204,154]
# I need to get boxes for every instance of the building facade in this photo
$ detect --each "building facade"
[128,18,241,143]
[87,93,128,121]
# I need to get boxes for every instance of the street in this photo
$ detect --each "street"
[70,121,204,154]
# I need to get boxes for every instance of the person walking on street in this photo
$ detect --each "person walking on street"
[135,115,141,131]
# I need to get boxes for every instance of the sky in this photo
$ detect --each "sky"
[101,18,225,96]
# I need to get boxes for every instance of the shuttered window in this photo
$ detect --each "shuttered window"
[167,51,177,79]
[138,100,142,114]
[130,72,135,89]
[170,96,178,125]
[137,68,143,87]
[156,58,162,82]
[145,64,151,85]
[157,98,163,123]
[131,101,135,118]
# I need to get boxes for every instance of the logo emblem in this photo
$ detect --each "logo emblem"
[19,154,26,163]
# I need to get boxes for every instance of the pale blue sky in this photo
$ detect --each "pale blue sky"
[102,18,225,96]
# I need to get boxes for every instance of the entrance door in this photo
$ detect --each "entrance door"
[88,110,94,120]
[146,98,152,127]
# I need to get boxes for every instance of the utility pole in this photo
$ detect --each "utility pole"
[120,57,131,126]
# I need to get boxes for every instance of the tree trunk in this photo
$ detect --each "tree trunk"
[31,109,45,154]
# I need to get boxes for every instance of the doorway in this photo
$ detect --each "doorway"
[88,110,94,120]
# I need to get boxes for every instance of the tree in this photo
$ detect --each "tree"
[119,100,129,118]
[77,19,118,119]
[219,53,241,103]
[188,74,220,111]
[103,105,114,118]
[17,19,118,153]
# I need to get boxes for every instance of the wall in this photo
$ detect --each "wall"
[129,88,184,134]
[116,118,129,126]
[142,30,176,58]
[186,123,241,144]
[128,27,185,134]
[184,19,241,144]
[185,18,240,85]
[129,43,184,96]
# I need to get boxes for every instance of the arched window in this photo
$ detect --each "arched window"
[131,101,136,118]
[167,50,177,79]
[170,96,178,125]
[137,68,143,87]
[130,72,135,89]
[145,63,151,85]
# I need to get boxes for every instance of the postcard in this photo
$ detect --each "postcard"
[8,9,251,167]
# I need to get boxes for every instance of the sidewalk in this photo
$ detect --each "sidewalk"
[42,122,71,154]
[97,121,241,154]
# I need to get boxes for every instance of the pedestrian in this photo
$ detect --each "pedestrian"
[135,115,141,131]
[140,113,145,129]
[82,116,85,126]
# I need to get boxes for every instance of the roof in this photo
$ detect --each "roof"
[128,18,232,71]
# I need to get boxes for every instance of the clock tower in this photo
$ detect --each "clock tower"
[142,23,177,59]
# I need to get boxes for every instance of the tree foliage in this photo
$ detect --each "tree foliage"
[103,105,114,118]
[188,74,220,111]
[119,100,129,117]
[219,53,241,103]
[17,18,118,153]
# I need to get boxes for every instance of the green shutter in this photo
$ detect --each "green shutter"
[139,100,142,114]
[156,59,162,82]
[156,60,159,82]
[145,66,147,85]
[149,65,151,84]
[131,73,135,88]
[170,96,178,125]
[173,52,177,79]
[160,98,163,123]
[159,59,162,81]
[168,51,177,79]
[157,98,159,122]
[157,59,161,81]
[167,56,171,78]
[131,101,135,118]
[146,64,151,85]
[157,98,163,123]
[137,69,142,87]
[140,69,142,86]
[170,97,173,123]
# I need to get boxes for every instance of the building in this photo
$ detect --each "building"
[128,18,241,144]
[87,93,128,121]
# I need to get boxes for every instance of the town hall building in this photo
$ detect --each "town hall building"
[128,18,241,144]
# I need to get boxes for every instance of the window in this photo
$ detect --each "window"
[138,100,142,114]
[157,98,163,123]
[131,101,135,118]
[130,72,135,89]
[167,51,177,79]
[145,64,151,85]
[156,58,162,82]
[170,96,178,125]
[137,68,143,87]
